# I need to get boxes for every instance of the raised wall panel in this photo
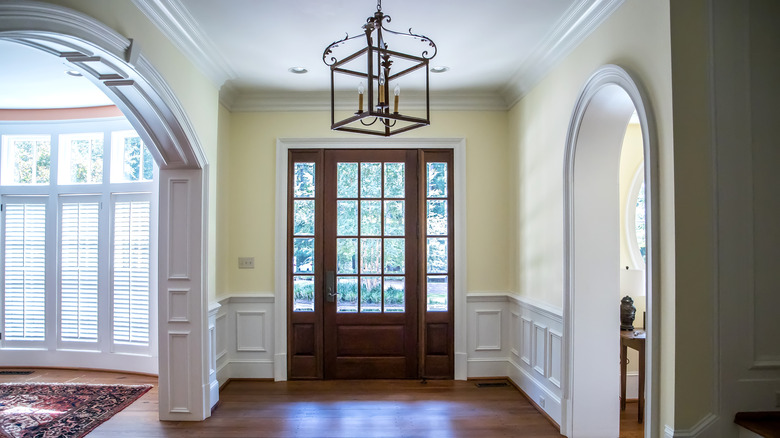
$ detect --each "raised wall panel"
[216,314,227,360]
[533,323,548,377]
[548,330,563,388]
[167,289,190,322]
[510,312,520,357]
[209,324,216,375]
[158,169,205,420]
[236,311,266,352]
[166,179,190,279]
[475,310,502,351]
[521,317,533,365]
[168,332,191,413]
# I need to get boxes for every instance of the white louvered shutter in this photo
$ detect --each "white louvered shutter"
[3,202,47,341]
[113,198,151,346]
[59,200,100,342]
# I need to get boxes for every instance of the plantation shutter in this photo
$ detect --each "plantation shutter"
[59,200,100,342]
[2,201,47,341]
[112,197,151,346]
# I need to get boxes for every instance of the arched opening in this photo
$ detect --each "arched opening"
[562,65,660,437]
[0,2,211,421]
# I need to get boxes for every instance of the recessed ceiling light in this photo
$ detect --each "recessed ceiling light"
[430,66,449,73]
[288,67,308,74]
[65,70,83,77]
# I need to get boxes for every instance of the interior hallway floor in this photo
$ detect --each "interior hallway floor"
[1,369,642,437]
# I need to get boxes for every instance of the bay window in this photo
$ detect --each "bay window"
[0,117,157,372]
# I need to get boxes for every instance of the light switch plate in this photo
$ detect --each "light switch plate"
[238,257,255,269]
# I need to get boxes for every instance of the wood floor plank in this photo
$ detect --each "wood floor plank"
[1,369,641,437]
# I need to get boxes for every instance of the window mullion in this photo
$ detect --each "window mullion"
[45,194,57,346]
[98,193,111,352]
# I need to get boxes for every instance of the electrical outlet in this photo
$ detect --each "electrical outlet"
[539,395,545,408]
[238,257,255,269]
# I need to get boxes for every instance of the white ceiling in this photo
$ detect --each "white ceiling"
[180,0,573,93]
[0,0,623,110]
[0,40,113,109]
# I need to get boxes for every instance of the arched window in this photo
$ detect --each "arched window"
[627,164,646,268]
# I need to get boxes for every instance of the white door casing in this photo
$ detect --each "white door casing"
[274,138,468,381]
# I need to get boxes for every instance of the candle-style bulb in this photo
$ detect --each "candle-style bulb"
[393,84,400,113]
[358,82,364,112]
[378,77,385,104]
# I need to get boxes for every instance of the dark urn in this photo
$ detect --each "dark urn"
[620,295,636,331]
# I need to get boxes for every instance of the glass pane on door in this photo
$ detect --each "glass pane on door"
[425,162,449,311]
[335,161,407,313]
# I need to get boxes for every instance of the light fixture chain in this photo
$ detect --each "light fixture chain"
[377,0,382,12]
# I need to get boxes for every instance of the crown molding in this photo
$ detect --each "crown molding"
[132,0,235,87]
[221,89,508,112]
[139,0,622,111]
[500,0,625,109]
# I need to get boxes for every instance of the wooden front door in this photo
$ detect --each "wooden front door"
[287,148,453,380]
[322,149,418,379]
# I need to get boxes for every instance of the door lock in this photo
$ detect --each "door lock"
[325,271,337,302]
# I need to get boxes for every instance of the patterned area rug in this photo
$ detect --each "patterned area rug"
[0,383,152,438]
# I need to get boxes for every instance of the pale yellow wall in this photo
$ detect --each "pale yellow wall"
[41,0,222,301]
[216,104,232,296]
[225,110,509,295]
[669,0,717,429]
[507,0,677,429]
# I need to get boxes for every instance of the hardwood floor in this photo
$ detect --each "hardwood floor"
[2,369,563,437]
[1,368,644,437]
[619,401,644,438]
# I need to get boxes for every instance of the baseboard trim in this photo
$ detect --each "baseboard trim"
[218,377,275,392]
[664,413,718,437]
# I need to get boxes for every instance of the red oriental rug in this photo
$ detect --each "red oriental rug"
[0,382,152,438]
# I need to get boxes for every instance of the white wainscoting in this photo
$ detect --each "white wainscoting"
[211,292,564,424]
[467,293,564,426]
[213,295,275,387]
[207,302,220,410]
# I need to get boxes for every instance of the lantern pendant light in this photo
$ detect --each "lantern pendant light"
[323,0,437,136]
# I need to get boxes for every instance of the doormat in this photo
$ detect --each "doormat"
[0,382,152,438]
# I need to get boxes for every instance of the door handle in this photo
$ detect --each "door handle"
[325,271,337,302]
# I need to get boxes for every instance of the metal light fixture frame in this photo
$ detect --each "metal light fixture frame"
[323,0,437,137]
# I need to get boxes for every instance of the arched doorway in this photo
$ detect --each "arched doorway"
[0,1,211,421]
[561,65,660,437]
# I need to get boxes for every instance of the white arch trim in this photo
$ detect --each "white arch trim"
[562,65,660,437]
[0,0,212,421]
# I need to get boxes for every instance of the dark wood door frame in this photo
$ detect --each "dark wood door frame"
[286,148,454,380]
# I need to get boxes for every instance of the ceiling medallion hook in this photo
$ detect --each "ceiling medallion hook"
[323,0,437,136]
